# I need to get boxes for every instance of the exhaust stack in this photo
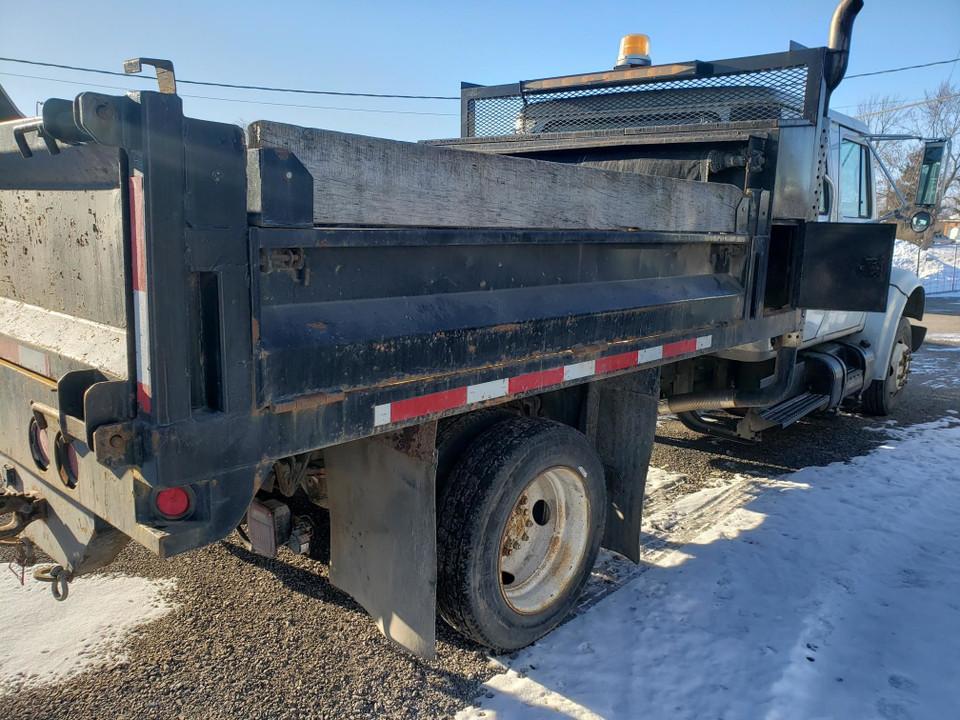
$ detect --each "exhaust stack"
[824,0,864,97]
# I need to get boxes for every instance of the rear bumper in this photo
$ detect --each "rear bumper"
[0,358,254,573]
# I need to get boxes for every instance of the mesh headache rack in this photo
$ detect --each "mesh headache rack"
[458,48,829,139]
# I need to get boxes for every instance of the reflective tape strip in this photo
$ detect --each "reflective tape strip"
[372,334,714,427]
[129,176,152,413]
[0,340,51,377]
[663,338,698,357]
[466,378,509,403]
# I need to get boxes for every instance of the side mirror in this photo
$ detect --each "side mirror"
[915,140,947,207]
[910,210,932,234]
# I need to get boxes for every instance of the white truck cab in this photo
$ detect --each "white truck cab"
[700,110,942,437]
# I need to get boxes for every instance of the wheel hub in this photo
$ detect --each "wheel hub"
[891,342,911,393]
[498,466,590,614]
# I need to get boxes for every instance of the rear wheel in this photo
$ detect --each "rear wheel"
[862,316,912,415]
[437,417,605,651]
[435,408,514,494]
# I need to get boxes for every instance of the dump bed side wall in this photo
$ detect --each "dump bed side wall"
[0,140,128,376]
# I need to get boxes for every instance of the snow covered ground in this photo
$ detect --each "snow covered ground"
[461,417,960,720]
[0,573,175,693]
[893,239,960,295]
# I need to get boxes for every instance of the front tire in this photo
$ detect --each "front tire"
[437,417,606,651]
[862,316,912,416]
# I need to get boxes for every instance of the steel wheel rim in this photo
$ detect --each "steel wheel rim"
[891,342,911,394]
[498,465,590,614]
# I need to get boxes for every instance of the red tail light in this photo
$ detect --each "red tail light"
[154,487,191,520]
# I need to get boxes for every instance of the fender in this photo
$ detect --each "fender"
[846,267,925,382]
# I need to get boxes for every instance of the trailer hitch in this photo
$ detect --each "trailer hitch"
[0,491,73,600]
[0,489,46,541]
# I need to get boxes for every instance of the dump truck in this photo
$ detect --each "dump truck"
[0,0,946,657]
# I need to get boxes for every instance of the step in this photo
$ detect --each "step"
[758,391,831,427]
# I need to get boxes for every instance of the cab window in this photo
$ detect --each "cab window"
[839,138,872,219]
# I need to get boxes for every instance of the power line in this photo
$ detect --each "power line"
[3,53,957,110]
[5,54,957,100]
[0,56,460,100]
[846,58,959,79]
[0,72,457,117]
[856,92,960,119]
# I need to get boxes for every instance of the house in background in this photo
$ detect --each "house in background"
[942,214,960,242]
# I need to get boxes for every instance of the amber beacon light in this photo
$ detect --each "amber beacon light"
[616,34,651,68]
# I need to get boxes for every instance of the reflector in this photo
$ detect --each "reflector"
[155,487,191,519]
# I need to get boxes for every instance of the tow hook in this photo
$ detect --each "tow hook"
[34,564,72,601]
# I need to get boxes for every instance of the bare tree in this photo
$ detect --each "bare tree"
[857,95,909,216]
[857,82,960,246]
[915,82,960,219]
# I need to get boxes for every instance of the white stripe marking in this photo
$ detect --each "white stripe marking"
[133,290,152,389]
[563,360,596,382]
[466,378,509,404]
[637,345,664,364]
[373,404,392,427]
[18,346,47,375]
[369,334,712,426]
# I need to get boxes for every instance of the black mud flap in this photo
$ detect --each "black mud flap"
[585,368,660,563]
[795,222,895,312]
[324,423,438,659]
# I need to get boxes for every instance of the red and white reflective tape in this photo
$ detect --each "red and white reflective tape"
[129,176,152,413]
[0,337,51,376]
[373,333,713,427]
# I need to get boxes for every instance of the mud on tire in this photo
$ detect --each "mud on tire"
[436,417,606,651]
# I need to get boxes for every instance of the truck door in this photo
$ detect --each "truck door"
[802,120,872,346]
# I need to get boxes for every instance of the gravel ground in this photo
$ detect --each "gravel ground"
[2,307,958,720]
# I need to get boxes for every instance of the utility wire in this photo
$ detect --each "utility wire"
[0,72,457,116]
[856,92,960,119]
[846,58,959,79]
[3,54,957,100]
[0,56,460,100]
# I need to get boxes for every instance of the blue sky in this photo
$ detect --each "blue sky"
[2,0,958,140]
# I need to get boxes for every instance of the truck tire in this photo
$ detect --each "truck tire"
[435,408,514,493]
[862,316,912,416]
[437,417,606,651]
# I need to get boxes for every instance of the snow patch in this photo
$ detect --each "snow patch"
[0,573,176,693]
[461,418,960,720]
[926,333,960,345]
[893,239,960,295]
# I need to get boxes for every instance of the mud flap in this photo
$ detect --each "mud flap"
[324,422,438,658]
[585,368,659,563]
